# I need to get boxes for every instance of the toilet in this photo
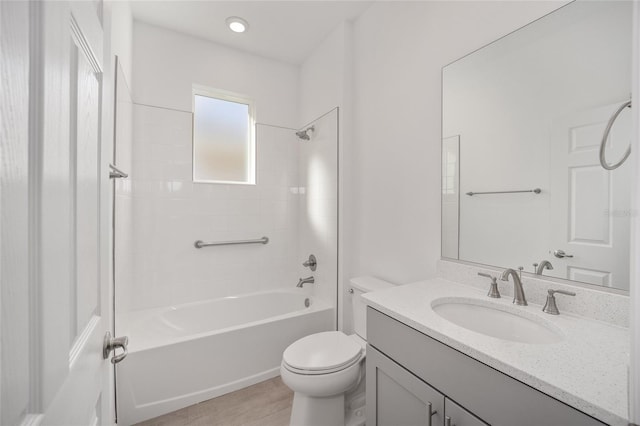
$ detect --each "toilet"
[280,276,394,426]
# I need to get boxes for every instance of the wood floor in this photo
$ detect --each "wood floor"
[134,376,293,426]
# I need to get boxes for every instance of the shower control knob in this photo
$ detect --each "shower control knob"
[302,254,317,271]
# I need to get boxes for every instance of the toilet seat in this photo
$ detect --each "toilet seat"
[282,331,363,376]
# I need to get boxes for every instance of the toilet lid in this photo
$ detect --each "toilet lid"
[283,331,363,373]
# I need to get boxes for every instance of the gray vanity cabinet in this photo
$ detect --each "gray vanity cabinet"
[366,307,606,426]
[367,346,445,426]
[367,345,487,426]
[444,398,487,426]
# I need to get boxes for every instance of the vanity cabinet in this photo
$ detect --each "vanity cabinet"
[444,398,487,426]
[367,346,486,426]
[366,307,606,426]
[367,345,445,426]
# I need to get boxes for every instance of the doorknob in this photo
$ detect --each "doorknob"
[553,249,574,259]
[103,331,129,364]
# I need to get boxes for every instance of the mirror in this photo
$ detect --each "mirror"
[442,0,632,291]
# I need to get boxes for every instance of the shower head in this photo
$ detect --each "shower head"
[295,126,314,141]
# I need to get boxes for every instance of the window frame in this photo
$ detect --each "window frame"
[191,84,256,185]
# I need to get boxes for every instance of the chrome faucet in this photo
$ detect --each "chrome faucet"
[542,289,576,315]
[297,276,315,288]
[535,260,554,276]
[500,268,527,306]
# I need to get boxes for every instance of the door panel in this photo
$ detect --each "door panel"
[27,2,112,424]
[0,1,31,424]
[367,346,444,426]
[550,102,631,289]
[72,25,101,343]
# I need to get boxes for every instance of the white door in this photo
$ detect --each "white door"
[549,101,631,289]
[1,1,116,424]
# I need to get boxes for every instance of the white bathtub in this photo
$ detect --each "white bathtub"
[116,289,333,425]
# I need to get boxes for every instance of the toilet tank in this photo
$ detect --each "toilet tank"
[350,276,394,340]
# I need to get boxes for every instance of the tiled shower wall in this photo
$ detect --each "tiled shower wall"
[116,22,339,318]
[116,105,302,312]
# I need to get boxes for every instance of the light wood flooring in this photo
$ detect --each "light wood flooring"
[134,376,293,426]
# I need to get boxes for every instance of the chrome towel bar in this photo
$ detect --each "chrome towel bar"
[194,236,269,248]
[466,188,541,196]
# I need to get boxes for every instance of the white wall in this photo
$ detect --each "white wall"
[133,21,298,127]
[348,1,566,287]
[110,0,133,85]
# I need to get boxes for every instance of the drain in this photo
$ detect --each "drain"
[304,298,310,307]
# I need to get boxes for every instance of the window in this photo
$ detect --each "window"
[192,86,255,184]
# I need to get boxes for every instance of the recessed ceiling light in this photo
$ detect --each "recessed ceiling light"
[226,16,248,33]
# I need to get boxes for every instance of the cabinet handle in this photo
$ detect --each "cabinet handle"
[427,402,438,426]
[445,416,455,426]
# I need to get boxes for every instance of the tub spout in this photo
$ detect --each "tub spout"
[297,276,315,287]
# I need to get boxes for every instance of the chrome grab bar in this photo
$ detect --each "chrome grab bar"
[466,188,541,196]
[194,236,269,248]
[599,100,631,170]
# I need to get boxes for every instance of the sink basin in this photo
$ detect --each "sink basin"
[431,298,563,344]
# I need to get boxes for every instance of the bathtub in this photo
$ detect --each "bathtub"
[116,288,333,425]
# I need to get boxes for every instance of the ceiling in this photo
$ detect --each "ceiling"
[130,1,373,65]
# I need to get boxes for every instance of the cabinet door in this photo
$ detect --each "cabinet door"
[445,398,488,426]
[367,346,444,426]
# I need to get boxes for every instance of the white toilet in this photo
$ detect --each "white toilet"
[280,276,394,426]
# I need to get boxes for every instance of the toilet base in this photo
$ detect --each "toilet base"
[345,392,366,426]
[289,393,345,426]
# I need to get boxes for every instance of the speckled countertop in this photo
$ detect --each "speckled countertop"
[363,278,630,426]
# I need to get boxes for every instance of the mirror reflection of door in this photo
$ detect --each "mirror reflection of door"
[549,103,631,289]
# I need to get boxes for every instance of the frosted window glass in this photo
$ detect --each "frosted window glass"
[193,94,254,184]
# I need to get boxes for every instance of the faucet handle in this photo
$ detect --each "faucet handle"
[542,289,576,315]
[549,289,576,297]
[478,272,500,298]
[477,272,497,283]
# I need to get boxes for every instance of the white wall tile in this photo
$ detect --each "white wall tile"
[123,104,301,311]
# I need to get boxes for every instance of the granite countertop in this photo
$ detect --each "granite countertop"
[363,278,629,426]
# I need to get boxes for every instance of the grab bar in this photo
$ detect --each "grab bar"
[466,188,541,196]
[194,236,269,248]
[599,100,631,170]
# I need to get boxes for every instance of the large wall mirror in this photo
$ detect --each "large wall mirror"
[442,0,633,291]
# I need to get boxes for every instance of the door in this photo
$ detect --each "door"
[366,346,444,426]
[1,1,115,424]
[549,101,631,288]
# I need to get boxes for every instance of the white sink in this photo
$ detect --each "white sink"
[431,297,564,344]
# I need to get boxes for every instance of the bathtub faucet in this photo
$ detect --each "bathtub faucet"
[297,276,315,287]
